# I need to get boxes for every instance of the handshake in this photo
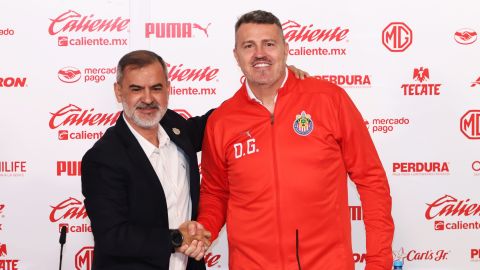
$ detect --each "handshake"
[175,221,211,261]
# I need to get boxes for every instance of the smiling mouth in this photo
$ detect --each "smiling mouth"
[252,62,271,68]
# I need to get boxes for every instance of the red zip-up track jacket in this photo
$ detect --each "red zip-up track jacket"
[198,70,394,270]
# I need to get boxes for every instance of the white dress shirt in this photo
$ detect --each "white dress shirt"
[124,115,191,270]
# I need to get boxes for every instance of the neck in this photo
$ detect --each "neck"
[125,117,159,147]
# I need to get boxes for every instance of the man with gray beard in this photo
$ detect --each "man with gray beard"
[81,50,211,270]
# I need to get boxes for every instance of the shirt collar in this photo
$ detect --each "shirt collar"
[245,67,289,104]
[123,114,170,157]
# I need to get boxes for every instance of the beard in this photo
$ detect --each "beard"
[123,101,166,129]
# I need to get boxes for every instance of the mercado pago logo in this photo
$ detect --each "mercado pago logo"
[401,67,442,96]
[145,22,212,38]
[392,162,450,176]
[314,74,371,88]
[58,66,116,84]
[0,77,27,88]
[460,110,480,139]
[0,243,21,270]
[49,104,120,141]
[48,10,130,47]
[365,117,411,134]
[0,26,15,36]
[425,194,480,231]
[393,247,449,265]
[167,63,219,96]
[50,197,91,233]
[454,28,477,45]
[57,161,82,176]
[281,19,349,56]
[382,22,412,52]
[0,161,27,177]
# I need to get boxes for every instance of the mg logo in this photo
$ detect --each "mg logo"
[382,22,412,52]
[460,110,480,139]
[75,246,94,270]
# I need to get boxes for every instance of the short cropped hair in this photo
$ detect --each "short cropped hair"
[116,50,168,83]
[234,10,284,38]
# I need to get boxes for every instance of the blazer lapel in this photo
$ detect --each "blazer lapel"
[114,114,169,217]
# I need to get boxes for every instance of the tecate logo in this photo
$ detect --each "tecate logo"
[460,110,480,139]
[0,243,20,268]
[282,20,349,43]
[454,28,477,45]
[401,67,442,96]
[145,22,212,38]
[315,75,371,88]
[57,161,81,176]
[382,22,412,52]
[76,246,94,270]
[58,67,81,83]
[0,77,27,88]
[48,10,130,35]
[49,197,87,222]
[49,104,120,129]
[425,194,480,219]
[173,109,192,119]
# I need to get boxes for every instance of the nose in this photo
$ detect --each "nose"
[142,88,154,103]
[254,46,266,58]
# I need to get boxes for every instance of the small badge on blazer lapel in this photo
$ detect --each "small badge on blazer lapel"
[172,128,181,135]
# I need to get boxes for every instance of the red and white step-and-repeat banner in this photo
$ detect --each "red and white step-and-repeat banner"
[1,0,479,269]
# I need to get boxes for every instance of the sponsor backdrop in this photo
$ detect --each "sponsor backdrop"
[0,0,479,269]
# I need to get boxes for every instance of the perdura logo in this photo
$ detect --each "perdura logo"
[315,75,371,88]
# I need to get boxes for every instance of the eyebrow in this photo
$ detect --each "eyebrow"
[128,83,164,89]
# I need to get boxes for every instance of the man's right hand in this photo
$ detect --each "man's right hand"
[176,221,211,260]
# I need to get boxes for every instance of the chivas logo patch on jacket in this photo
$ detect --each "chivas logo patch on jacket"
[293,111,314,136]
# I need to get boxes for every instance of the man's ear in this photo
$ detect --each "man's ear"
[233,48,240,66]
[114,82,122,103]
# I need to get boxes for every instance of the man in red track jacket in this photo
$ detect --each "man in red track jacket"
[197,10,394,270]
